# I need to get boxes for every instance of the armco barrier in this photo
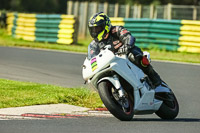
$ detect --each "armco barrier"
[124,19,181,51]
[110,18,200,53]
[179,20,200,53]
[6,13,77,44]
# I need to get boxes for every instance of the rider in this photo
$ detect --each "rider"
[88,12,162,87]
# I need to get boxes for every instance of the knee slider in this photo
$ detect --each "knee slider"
[141,56,150,67]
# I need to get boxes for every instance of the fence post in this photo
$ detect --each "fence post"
[93,2,98,14]
[67,1,73,15]
[114,3,119,17]
[138,4,142,18]
[125,4,130,18]
[104,2,108,14]
[74,1,79,16]
[167,3,172,20]
[193,6,197,20]
[133,4,138,18]
[82,1,88,38]
[150,4,154,19]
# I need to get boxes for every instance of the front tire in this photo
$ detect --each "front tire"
[98,81,134,121]
[155,91,179,120]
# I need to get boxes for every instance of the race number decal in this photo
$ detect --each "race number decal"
[91,58,98,71]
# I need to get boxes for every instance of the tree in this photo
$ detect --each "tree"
[0,0,67,14]
[159,0,199,5]
[0,0,12,10]
[0,0,199,13]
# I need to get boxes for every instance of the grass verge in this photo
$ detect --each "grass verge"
[0,28,200,63]
[0,79,103,109]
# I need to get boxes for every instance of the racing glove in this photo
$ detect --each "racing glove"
[117,44,132,54]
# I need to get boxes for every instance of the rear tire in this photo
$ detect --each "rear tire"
[98,81,134,121]
[155,91,179,120]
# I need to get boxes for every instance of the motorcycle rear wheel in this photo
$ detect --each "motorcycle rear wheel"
[98,81,134,121]
[155,91,179,120]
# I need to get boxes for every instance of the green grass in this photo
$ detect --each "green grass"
[0,28,200,63]
[0,79,103,109]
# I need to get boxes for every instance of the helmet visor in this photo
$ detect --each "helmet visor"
[89,26,104,38]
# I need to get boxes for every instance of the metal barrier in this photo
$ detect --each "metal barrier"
[110,18,200,53]
[6,12,77,44]
[179,20,200,53]
[6,12,200,53]
[124,19,181,51]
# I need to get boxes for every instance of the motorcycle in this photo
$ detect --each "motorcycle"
[82,45,179,121]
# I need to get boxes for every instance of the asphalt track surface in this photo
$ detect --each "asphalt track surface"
[0,46,86,88]
[0,46,200,133]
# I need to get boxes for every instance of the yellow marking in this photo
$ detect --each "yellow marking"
[180,25,200,32]
[57,39,73,44]
[57,33,73,39]
[22,36,36,41]
[179,36,200,43]
[180,31,200,36]
[58,24,73,29]
[97,30,104,41]
[179,41,200,47]
[110,17,124,26]
[61,15,75,19]
[181,20,200,25]
[92,65,98,71]
[178,46,200,53]
[60,19,75,24]
[14,13,36,41]
[58,29,74,34]
[95,16,104,22]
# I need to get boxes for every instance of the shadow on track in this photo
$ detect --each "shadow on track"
[131,118,200,122]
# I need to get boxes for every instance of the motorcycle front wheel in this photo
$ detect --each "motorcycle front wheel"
[98,81,134,121]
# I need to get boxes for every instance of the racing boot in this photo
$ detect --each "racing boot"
[143,65,162,87]
[140,55,162,87]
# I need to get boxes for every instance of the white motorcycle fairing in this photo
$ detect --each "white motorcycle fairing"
[82,46,163,115]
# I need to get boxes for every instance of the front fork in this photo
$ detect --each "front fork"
[97,74,129,109]
[112,75,130,110]
[112,75,126,98]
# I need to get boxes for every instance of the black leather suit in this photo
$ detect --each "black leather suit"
[88,26,161,87]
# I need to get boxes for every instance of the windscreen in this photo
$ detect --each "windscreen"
[87,44,100,60]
